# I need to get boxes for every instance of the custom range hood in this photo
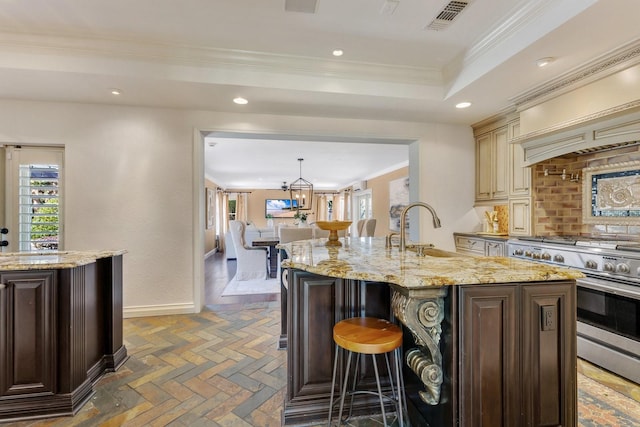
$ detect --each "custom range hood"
[510,40,640,165]
[513,104,640,165]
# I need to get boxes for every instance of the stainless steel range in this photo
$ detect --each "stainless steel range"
[508,236,640,384]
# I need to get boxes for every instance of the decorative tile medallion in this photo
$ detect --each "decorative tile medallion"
[583,160,640,224]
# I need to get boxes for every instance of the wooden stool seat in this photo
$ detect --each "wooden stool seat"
[333,317,402,354]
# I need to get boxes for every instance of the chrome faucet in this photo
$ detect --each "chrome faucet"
[399,202,442,252]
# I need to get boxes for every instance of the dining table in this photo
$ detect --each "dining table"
[251,238,279,278]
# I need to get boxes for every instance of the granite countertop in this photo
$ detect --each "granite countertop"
[0,250,127,271]
[279,237,584,289]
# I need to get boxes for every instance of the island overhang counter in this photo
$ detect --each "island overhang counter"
[278,237,584,427]
[0,250,127,422]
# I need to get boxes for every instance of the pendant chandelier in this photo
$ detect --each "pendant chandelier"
[289,158,313,211]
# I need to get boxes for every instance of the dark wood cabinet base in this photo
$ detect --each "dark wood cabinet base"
[282,268,577,427]
[0,354,126,423]
[0,255,127,422]
[283,270,393,426]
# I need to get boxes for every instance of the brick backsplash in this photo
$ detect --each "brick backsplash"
[532,145,640,237]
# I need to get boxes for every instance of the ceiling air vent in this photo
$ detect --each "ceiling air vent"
[426,0,471,31]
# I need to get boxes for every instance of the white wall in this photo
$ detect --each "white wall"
[0,99,476,316]
[410,125,476,250]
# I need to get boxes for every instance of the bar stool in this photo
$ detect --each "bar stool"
[328,317,405,426]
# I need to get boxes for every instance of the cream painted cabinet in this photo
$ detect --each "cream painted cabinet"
[486,240,505,257]
[509,197,532,236]
[508,120,531,196]
[507,119,533,236]
[476,126,508,203]
[454,233,506,257]
[454,234,485,256]
[476,117,534,234]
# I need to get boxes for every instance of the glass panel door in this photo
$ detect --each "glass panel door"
[354,189,372,236]
[5,146,64,252]
[355,190,372,220]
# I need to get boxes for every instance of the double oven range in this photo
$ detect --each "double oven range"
[508,236,640,384]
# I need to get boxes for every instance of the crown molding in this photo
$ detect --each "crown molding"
[471,106,518,131]
[0,30,442,86]
[445,0,554,81]
[463,0,552,67]
[443,0,594,99]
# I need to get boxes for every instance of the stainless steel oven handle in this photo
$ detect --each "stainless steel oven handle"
[577,277,640,301]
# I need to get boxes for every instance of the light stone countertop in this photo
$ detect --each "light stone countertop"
[279,237,584,289]
[0,250,127,271]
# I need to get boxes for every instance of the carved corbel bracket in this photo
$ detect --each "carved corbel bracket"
[391,287,447,405]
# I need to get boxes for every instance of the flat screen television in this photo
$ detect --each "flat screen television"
[265,198,298,218]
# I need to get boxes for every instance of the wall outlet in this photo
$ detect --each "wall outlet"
[541,305,556,331]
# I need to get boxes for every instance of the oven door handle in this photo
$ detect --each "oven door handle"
[578,276,640,301]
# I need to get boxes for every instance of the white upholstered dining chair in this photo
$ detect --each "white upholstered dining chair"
[361,218,377,237]
[228,220,268,281]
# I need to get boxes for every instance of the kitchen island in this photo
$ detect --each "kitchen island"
[279,237,583,427]
[0,251,127,421]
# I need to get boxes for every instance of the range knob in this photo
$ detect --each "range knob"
[541,252,551,261]
[513,248,523,256]
[585,260,598,270]
[553,254,565,263]
[524,251,532,257]
[616,263,630,274]
[532,253,541,260]
[603,262,615,273]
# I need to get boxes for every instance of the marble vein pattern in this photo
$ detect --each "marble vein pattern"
[279,237,584,288]
[0,250,127,270]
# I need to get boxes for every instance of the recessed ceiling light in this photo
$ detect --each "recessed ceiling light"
[456,102,471,109]
[536,57,555,68]
[110,88,122,95]
[332,49,344,57]
[233,97,248,105]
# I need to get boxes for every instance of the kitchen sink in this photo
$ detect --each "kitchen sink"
[405,245,461,257]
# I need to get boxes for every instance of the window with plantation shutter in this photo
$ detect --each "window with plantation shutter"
[17,164,60,251]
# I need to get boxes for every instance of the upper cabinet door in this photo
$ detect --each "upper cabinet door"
[508,120,531,197]
[475,126,508,203]
[493,126,509,200]
[476,133,493,201]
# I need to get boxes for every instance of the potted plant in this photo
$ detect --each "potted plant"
[294,211,308,226]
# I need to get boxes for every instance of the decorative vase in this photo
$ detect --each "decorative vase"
[267,218,274,228]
